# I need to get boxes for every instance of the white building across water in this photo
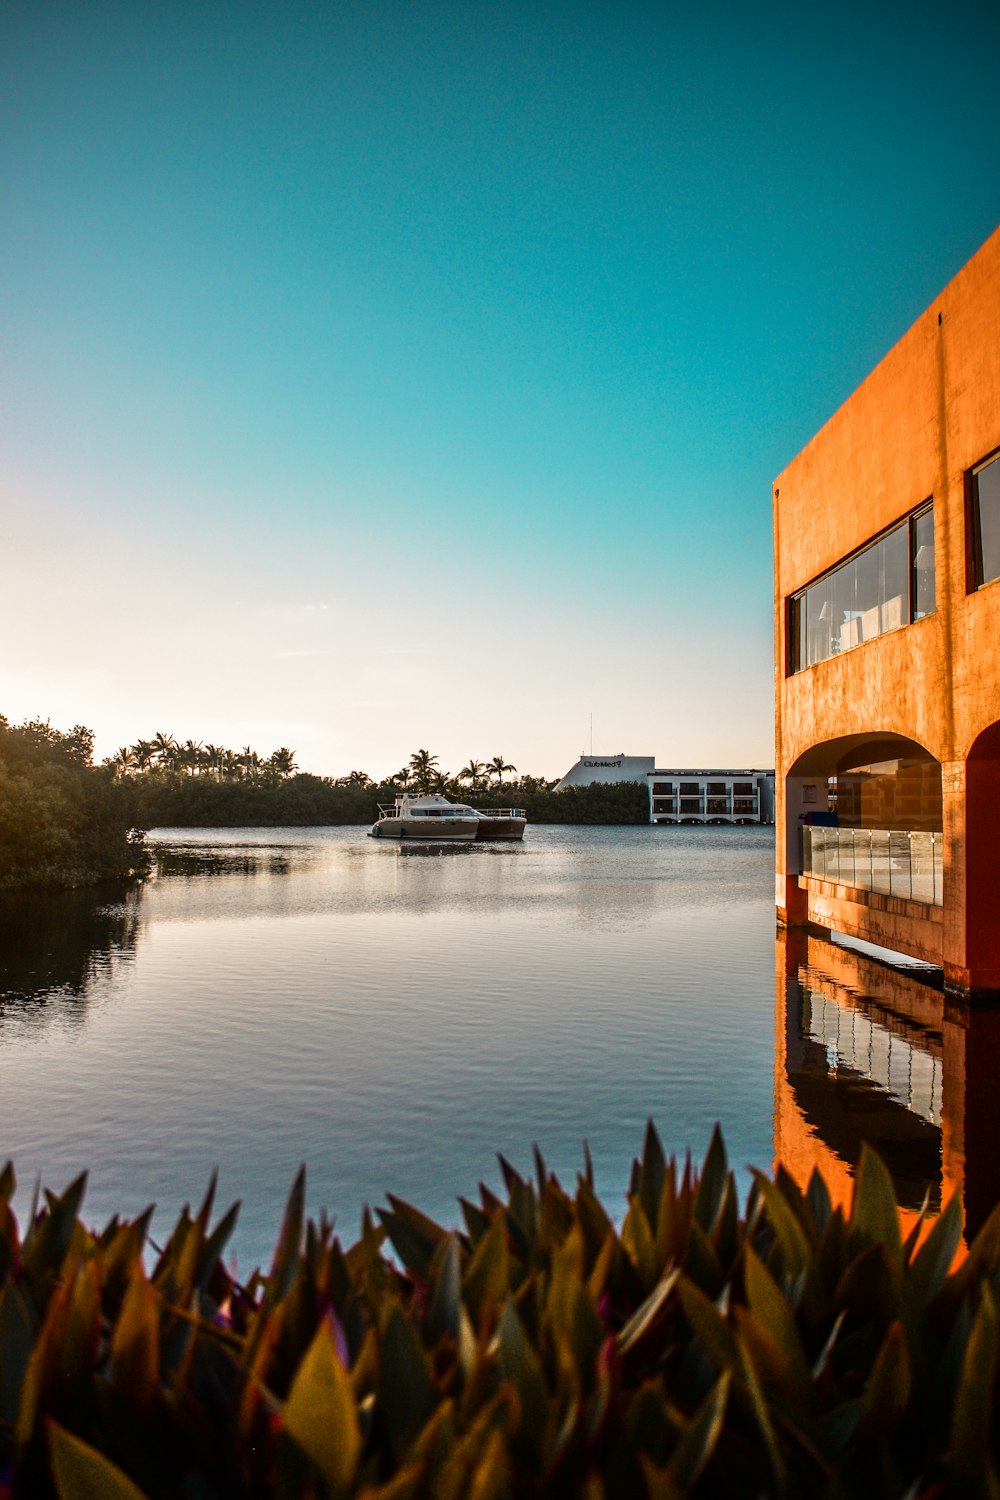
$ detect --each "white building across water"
[553,754,775,825]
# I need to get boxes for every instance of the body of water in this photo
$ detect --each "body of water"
[0,825,777,1268]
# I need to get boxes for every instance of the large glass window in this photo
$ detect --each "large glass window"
[972,452,1000,588]
[789,502,934,672]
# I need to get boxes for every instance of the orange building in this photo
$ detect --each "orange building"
[773,224,1000,993]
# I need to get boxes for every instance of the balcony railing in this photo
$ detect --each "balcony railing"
[802,826,943,907]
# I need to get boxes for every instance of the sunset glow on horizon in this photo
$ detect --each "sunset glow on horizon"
[4,2,999,780]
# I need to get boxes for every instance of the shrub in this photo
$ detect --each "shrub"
[0,1127,989,1497]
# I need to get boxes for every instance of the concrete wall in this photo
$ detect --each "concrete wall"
[773,224,1000,990]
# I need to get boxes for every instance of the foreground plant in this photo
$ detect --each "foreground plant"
[0,1128,993,1498]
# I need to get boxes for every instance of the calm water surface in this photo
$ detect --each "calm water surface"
[0,826,777,1266]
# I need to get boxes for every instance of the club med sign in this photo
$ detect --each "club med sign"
[553,754,655,790]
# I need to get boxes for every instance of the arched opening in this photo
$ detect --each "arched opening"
[785,733,942,906]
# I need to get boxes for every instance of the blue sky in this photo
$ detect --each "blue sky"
[3,1,998,778]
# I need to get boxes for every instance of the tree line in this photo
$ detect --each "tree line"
[0,716,148,889]
[1,717,651,886]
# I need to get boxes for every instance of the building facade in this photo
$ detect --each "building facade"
[552,754,655,791]
[647,769,774,824]
[773,224,1000,992]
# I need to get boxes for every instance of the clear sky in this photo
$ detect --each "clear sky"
[3,1,999,780]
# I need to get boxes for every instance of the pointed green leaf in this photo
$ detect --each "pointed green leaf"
[857,1320,911,1438]
[908,1194,962,1308]
[49,1423,149,1500]
[694,1126,729,1236]
[850,1147,901,1259]
[265,1165,304,1309]
[744,1248,812,1393]
[379,1194,448,1281]
[617,1270,680,1357]
[427,1233,463,1343]
[283,1317,361,1495]
[949,1282,1000,1482]
[664,1370,730,1491]
[380,1305,436,1463]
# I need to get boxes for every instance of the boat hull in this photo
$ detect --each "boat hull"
[475,816,527,841]
[371,818,478,841]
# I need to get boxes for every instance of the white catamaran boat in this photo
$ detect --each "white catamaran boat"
[370,793,481,840]
[369,793,528,841]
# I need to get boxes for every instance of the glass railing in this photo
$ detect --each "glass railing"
[802,826,943,907]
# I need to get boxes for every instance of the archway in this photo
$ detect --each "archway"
[784,733,941,896]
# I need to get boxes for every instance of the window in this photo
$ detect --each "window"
[789,502,934,672]
[971,451,1000,588]
[679,782,700,795]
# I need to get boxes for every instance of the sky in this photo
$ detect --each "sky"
[3,1,999,781]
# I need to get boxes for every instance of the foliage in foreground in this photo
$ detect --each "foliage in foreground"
[0,718,148,889]
[0,1130,996,1498]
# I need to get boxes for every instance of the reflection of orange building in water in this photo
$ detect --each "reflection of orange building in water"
[776,928,1000,1241]
[773,224,1000,992]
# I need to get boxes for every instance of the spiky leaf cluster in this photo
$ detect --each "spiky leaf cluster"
[0,1127,995,1498]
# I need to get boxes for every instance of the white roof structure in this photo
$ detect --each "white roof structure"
[553,754,655,791]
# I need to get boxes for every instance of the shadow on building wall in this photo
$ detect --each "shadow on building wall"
[775,926,1000,1244]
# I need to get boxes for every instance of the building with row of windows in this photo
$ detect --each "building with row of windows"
[774,222,1000,993]
[552,755,775,823]
[648,769,775,824]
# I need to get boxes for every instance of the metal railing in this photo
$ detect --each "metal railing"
[802,826,943,907]
[477,807,526,820]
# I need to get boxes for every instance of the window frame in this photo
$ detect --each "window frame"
[787,499,934,675]
[968,446,1000,591]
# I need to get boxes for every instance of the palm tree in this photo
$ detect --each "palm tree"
[458,759,487,794]
[408,748,439,793]
[488,754,516,786]
[181,739,204,776]
[152,731,178,770]
[269,747,297,779]
[429,769,453,795]
[111,746,135,778]
[131,739,156,773]
[391,767,413,789]
[204,744,224,780]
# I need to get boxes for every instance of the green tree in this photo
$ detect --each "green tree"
[269,747,297,779]
[458,759,487,793]
[408,748,439,793]
[488,754,516,786]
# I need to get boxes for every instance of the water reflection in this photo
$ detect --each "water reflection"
[0,887,141,1016]
[776,927,1000,1240]
[152,846,292,878]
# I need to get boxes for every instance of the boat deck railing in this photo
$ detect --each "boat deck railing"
[476,807,526,820]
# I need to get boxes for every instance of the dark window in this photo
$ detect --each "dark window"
[652,781,674,794]
[789,502,934,672]
[707,782,727,794]
[679,782,700,795]
[972,452,1000,587]
[734,781,754,795]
